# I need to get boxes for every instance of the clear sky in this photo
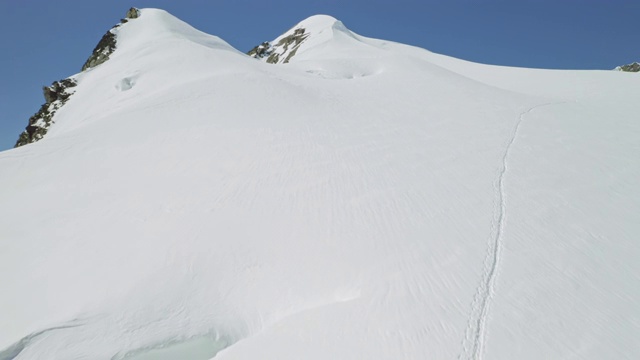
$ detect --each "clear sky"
[1,0,638,151]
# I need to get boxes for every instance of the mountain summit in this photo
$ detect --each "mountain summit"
[81,7,141,71]
[14,8,237,147]
[2,7,640,360]
[248,15,359,64]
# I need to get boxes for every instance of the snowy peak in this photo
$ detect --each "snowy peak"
[248,15,360,64]
[295,14,341,28]
[84,7,234,71]
[105,8,235,54]
[15,7,238,148]
[288,14,347,38]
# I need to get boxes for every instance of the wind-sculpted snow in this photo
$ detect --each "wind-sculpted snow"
[1,8,639,360]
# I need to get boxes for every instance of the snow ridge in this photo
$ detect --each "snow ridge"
[461,103,559,360]
[0,322,84,360]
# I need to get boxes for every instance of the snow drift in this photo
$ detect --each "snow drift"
[1,8,639,360]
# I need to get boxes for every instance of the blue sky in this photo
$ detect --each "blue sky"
[1,0,638,151]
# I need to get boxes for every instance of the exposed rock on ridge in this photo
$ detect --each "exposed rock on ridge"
[81,7,141,71]
[615,62,640,72]
[126,7,141,20]
[247,42,272,61]
[248,15,352,65]
[248,28,309,64]
[15,79,77,147]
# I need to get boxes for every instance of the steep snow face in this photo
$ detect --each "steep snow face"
[2,9,640,360]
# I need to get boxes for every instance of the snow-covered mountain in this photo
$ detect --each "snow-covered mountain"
[247,15,354,64]
[2,8,639,360]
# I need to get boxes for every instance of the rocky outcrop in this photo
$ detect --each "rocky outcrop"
[615,62,640,72]
[81,8,141,71]
[15,79,77,147]
[247,42,272,60]
[126,7,140,19]
[81,30,117,71]
[248,28,309,64]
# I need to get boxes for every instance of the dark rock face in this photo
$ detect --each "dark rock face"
[81,30,117,71]
[81,7,141,71]
[248,28,309,64]
[616,62,640,72]
[15,79,77,147]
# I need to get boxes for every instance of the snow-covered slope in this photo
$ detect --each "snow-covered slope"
[1,8,639,360]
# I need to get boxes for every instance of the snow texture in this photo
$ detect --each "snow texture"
[1,8,639,360]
